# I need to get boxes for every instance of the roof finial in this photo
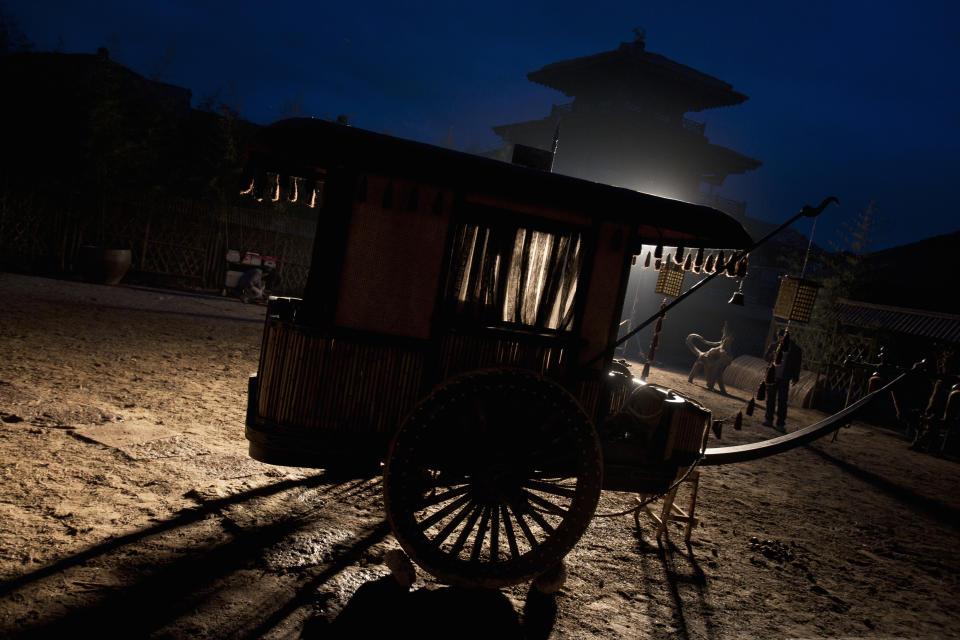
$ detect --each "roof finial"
[632,27,646,48]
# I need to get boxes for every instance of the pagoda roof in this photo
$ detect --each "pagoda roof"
[527,40,748,112]
[490,115,761,177]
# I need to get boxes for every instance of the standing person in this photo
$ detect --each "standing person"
[763,328,803,430]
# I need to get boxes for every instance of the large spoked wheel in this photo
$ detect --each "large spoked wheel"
[384,368,603,589]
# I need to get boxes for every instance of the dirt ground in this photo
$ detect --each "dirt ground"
[0,271,958,639]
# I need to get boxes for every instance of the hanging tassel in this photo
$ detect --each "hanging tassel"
[737,258,748,278]
[726,257,738,277]
[683,253,693,271]
[651,334,659,349]
[674,247,685,264]
[745,398,755,416]
[647,347,656,361]
[756,380,767,401]
[715,251,725,272]
[644,252,651,268]
[734,411,743,430]
[705,254,716,273]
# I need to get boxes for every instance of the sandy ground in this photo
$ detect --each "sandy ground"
[0,271,958,639]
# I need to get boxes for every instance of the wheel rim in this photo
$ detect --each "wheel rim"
[384,369,602,588]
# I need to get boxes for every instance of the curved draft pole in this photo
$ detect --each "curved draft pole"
[701,372,906,466]
[581,197,839,370]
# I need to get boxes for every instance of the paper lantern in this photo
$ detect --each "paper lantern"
[654,262,685,297]
[773,275,821,323]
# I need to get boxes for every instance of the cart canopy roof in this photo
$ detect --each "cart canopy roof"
[244,118,753,253]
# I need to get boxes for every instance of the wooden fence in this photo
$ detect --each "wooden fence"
[0,181,315,296]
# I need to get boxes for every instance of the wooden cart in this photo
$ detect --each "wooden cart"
[240,118,850,589]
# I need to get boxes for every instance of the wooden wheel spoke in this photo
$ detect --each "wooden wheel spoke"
[419,493,472,532]
[450,503,485,557]
[522,489,568,516]
[524,500,556,534]
[500,503,520,559]
[507,500,540,548]
[489,504,500,562]
[470,506,492,562]
[523,479,577,498]
[418,484,470,509]
[431,498,479,546]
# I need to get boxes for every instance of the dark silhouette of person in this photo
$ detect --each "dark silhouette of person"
[763,329,802,430]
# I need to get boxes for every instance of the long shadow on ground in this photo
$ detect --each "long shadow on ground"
[3,472,389,639]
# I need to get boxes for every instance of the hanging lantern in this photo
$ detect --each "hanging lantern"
[654,262,685,297]
[773,275,821,323]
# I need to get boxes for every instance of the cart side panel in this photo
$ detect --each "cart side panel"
[247,317,426,468]
[577,220,631,369]
[334,174,452,340]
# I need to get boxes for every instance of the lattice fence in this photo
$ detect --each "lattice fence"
[0,181,315,296]
[771,318,879,409]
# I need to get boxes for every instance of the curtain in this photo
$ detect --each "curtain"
[446,222,582,331]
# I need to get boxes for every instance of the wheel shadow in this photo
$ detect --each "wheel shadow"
[2,471,390,639]
[633,529,718,640]
[301,577,557,640]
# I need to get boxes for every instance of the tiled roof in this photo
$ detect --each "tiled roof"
[835,298,960,344]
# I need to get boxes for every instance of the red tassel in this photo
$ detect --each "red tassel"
[651,334,659,348]
[734,411,743,430]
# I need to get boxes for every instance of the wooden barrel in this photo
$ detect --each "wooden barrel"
[722,355,818,408]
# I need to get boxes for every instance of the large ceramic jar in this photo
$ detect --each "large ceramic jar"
[79,246,132,285]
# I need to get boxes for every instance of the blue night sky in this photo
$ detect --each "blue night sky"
[7,1,959,251]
